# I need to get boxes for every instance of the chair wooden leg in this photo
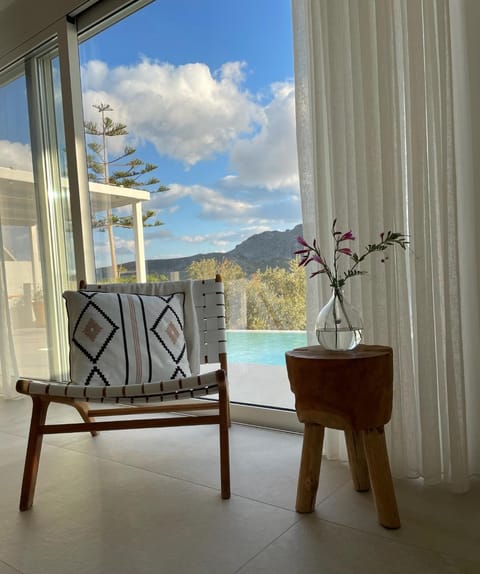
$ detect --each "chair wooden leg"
[72,401,98,437]
[218,383,231,499]
[296,423,325,513]
[20,396,50,511]
[345,429,370,491]
[219,418,230,500]
[363,426,401,529]
[226,398,232,428]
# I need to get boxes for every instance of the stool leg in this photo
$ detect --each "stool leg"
[345,429,370,491]
[363,427,401,529]
[296,423,325,513]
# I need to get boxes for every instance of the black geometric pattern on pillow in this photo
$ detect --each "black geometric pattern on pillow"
[151,294,188,378]
[63,290,191,387]
[72,295,119,363]
[85,366,111,387]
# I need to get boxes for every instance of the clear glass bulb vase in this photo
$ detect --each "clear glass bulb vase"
[315,288,363,351]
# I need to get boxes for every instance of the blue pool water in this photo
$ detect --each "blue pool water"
[226,330,308,366]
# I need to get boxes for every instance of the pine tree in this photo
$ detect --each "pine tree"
[85,103,168,279]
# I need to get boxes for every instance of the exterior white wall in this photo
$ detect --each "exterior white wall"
[5,261,33,298]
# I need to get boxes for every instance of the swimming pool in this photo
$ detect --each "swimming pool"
[226,330,308,366]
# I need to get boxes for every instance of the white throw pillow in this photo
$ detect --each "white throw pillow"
[63,290,191,386]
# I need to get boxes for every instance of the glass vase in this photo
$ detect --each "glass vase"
[315,289,363,351]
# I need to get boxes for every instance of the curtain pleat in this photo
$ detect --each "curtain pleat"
[292,0,478,490]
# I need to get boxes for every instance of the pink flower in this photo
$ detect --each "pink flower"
[297,236,309,247]
[311,255,325,266]
[294,219,408,292]
[340,231,355,241]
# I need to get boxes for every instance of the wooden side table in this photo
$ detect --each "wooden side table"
[285,344,400,529]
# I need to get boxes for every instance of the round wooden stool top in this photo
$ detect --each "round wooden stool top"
[285,345,393,431]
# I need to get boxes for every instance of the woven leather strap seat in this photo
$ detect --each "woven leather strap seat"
[17,370,223,403]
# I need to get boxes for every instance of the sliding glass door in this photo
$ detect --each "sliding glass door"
[0,51,76,387]
[76,0,303,420]
[0,66,51,382]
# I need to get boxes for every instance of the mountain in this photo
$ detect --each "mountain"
[116,223,303,279]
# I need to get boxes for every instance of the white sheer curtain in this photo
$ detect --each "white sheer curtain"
[292,0,480,491]
[0,221,19,399]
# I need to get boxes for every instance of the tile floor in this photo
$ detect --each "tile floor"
[0,397,479,574]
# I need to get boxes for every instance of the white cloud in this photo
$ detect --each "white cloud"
[82,60,110,91]
[181,229,244,249]
[182,235,210,243]
[93,236,136,267]
[145,181,301,243]
[81,59,300,194]
[149,183,255,221]
[144,227,173,241]
[115,238,136,256]
[227,82,299,190]
[81,58,262,166]
[0,140,32,170]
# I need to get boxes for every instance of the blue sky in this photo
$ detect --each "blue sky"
[80,0,300,266]
[0,0,301,268]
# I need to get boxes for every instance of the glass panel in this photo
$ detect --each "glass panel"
[0,50,78,387]
[0,67,49,379]
[78,0,304,410]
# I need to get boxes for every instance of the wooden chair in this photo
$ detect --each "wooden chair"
[16,275,230,511]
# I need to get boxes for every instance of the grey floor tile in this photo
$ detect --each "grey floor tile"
[315,476,480,562]
[235,516,477,574]
[62,422,351,510]
[1,398,479,574]
[0,398,30,435]
[0,560,23,574]
[0,447,298,574]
